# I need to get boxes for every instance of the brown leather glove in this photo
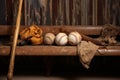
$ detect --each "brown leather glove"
[20,25,43,45]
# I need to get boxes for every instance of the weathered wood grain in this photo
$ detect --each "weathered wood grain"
[4,0,120,25]
[0,46,120,56]
[0,25,103,35]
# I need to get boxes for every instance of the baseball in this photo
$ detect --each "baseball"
[68,31,82,45]
[55,33,68,46]
[44,33,55,45]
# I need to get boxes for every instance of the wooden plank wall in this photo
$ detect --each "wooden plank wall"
[0,0,7,24]
[5,0,120,26]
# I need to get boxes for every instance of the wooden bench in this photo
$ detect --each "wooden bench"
[0,25,120,56]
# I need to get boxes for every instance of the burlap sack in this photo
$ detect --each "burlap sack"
[78,41,99,69]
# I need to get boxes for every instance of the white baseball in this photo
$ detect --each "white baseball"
[55,33,68,46]
[68,31,82,45]
[44,33,55,45]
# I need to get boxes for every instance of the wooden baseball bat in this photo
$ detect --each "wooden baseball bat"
[81,34,103,45]
[7,0,23,80]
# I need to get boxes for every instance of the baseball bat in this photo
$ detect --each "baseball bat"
[7,0,23,80]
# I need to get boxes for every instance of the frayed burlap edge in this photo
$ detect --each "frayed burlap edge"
[77,41,99,69]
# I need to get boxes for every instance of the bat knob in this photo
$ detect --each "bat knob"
[7,72,13,80]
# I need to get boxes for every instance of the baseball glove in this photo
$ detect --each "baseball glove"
[20,25,43,45]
